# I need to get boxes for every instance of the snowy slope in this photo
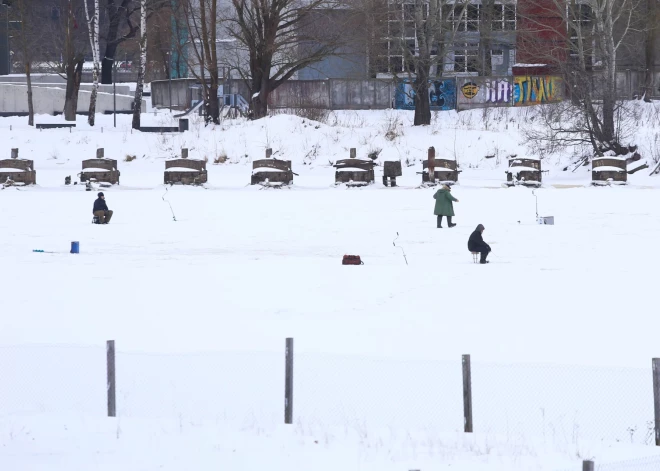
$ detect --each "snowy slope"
[0,103,658,189]
[2,105,660,470]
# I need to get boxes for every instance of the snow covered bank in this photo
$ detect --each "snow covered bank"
[0,104,659,189]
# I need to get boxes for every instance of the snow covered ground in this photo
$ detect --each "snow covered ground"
[1,107,660,470]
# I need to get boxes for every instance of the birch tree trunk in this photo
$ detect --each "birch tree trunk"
[132,0,147,130]
[26,63,34,126]
[85,0,101,126]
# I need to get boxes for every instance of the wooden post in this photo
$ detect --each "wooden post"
[10,148,18,159]
[96,148,104,159]
[107,340,116,417]
[428,147,436,183]
[181,148,189,159]
[350,148,356,159]
[582,460,594,471]
[266,148,272,158]
[653,358,660,446]
[462,354,473,433]
[285,338,294,424]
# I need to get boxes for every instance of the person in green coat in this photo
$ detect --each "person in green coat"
[433,184,459,228]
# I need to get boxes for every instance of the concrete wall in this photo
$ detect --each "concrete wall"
[151,79,396,110]
[0,84,146,114]
[0,76,131,95]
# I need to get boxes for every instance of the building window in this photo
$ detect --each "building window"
[382,0,515,75]
[454,43,479,73]
[492,3,516,31]
[445,4,479,32]
[504,4,516,29]
[569,3,593,62]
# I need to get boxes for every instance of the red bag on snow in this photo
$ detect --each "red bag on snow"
[342,255,364,265]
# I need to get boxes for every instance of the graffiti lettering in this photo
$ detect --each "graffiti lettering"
[395,80,456,111]
[484,80,512,103]
[513,76,562,106]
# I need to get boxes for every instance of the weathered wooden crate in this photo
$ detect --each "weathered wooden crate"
[334,158,375,186]
[164,158,208,185]
[80,158,120,184]
[592,157,627,184]
[422,159,460,184]
[506,158,542,186]
[251,159,293,186]
[0,158,36,185]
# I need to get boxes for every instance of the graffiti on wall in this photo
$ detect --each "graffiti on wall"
[513,76,563,106]
[456,77,513,109]
[395,79,456,111]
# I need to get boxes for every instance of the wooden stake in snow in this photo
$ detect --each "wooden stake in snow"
[285,338,294,424]
[653,358,660,446]
[350,148,356,159]
[107,340,116,417]
[428,147,436,183]
[462,354,473,433]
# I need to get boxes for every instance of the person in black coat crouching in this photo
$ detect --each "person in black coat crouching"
[93,192,113,224]
[468,224,491,264]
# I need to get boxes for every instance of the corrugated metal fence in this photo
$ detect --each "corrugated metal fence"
[151,70,660,112]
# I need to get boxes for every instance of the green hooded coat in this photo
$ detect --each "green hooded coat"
[433,187,457,216]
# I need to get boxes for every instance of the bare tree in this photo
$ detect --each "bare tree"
[478,0,494,76]
[101,0,138,84]
[131,0,146,129]
[61,0,87,121]
[643,0,658,101]
[10,0,40,125]
[224,0,345,119]
[350,0,389,77]
[394,0,466,125]
[519,0,641,154]
[84,0,101,125]
[181,0,221,124]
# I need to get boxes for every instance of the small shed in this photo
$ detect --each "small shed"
[164,149,207,185]
[334,149,375,186]
[506,157,542,187]
[0,149,36,186]
[592,156,627,185]
[80,158,120,184]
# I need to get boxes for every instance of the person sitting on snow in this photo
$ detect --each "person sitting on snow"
[468,224,491,264]
[93,192,113,224]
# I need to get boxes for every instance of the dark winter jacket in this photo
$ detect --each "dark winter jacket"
[468,225,491,252]
[93,197,109,213]
[433,187,458,216]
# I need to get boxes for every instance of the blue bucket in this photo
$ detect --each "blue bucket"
[70,241,80,254]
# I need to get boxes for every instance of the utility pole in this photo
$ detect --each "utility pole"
[168,51,172,112]
[0,1,9,76]
[113,57,117,127]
